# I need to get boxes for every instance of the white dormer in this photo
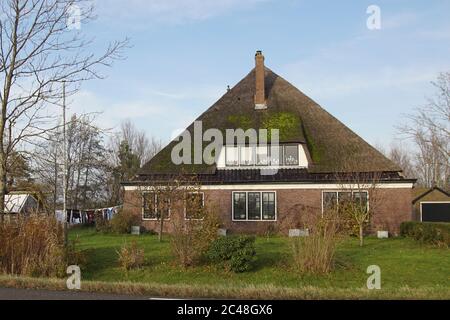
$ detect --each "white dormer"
[216,144,308,169]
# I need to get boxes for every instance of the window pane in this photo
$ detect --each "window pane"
[240,146,255,166]
[186,193,204,219]
[269,145,283,166]
[256,146,269,166]
[248,192,261,220]
[262,192,275,220]
[323,192,337,212]
[284,145,299,166]
[143,193,156,219]
[226,146,239,166]
[156,194,170,219]
[233,192,247,220]
[353,192,368,213]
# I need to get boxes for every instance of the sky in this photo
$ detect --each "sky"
[69,0,450,149]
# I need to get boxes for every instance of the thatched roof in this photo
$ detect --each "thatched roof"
[137,66,401,179]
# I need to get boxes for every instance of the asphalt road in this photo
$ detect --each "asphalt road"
[0,287,166,300]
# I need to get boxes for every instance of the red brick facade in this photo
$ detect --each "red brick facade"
[123,187,412,236]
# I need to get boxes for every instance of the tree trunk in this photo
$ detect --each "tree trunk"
[359,224,364,247]
[158,216,164,242]
[0,154,5,222]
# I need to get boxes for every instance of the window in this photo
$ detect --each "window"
[232,191,276,221]
[240,146,255,166]
[262,192,276,220]
[248,192,261,220]
[143,193,157,219]
[233,192,247,220]
[256,146,269,165]
[225,146,239,166]
[323,192,337,211]
[269,145,282,166]
[353,192,368,213]
[142,193,170,220]
[284,145,299,165]
[185,192,205,220]
[322,191,369,214]
[223,144,304,167]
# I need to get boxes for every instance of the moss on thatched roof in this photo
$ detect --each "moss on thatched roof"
[138,67,400,176]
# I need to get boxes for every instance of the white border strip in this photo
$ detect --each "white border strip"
[124,183,414,191]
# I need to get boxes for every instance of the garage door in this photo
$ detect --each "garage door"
[421,202,450,222]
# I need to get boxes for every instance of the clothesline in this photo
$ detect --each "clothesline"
[55,205,122,224]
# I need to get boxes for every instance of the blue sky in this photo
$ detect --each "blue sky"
[70,0,450,148]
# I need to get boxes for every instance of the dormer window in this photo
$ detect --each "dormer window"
[220,144,307,168]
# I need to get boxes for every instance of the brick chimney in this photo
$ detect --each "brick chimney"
[254,50,267,109]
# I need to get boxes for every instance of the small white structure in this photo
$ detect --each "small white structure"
[289,228,309,237]
[131,226,141,235]
[377,231,389,239]
[217,228,227,236]
[4,193,38,214]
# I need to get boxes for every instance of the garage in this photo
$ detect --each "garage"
[413,187,450,223]
[420,202,450,222]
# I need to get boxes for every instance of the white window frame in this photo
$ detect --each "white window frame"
[419,201,450,222]
[184,192,205,221]
[321,190,370,216]
[231,191,277,222]
[142,192,171,221]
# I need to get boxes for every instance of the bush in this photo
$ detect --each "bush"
[0,215,73,277]
[117,241,145,271]
[207,236,256,273]
[170,209,221,268]
[291,210,343,274]
[94,211,111,233]
[110,210,139,234]
[400,221,450,247]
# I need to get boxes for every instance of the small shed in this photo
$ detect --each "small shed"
[4,192,39,214]
[412,187,450,222]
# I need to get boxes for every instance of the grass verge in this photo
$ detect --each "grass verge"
[0,274,448,300]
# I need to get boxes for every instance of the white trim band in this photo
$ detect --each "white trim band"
[124,182,414,191]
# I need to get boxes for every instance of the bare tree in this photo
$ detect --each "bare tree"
[398,72,450,188]
[110,120,162,167]
[329,149,385,247]
[0,0,128,216]
[377,142,416,180]
[108,120,162,205]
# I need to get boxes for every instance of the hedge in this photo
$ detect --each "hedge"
[400,221,450,247]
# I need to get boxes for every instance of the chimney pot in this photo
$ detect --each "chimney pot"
[254,50,266,109]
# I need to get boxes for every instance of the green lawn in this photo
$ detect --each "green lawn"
[68,227,450,290]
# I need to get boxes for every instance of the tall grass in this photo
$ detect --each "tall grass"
[0,215,69,277]
[291,211,343,274]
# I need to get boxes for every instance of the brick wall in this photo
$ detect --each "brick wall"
[123,187,412,236]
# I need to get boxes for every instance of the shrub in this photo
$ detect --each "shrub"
[94,211,111,233]
[0,215,74,277]
[170,209,221,268]
[110,210,139,234]
[117,241,145,271]
[400,221,450,247]
[207,236,256,273]
[290,210,343,274]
